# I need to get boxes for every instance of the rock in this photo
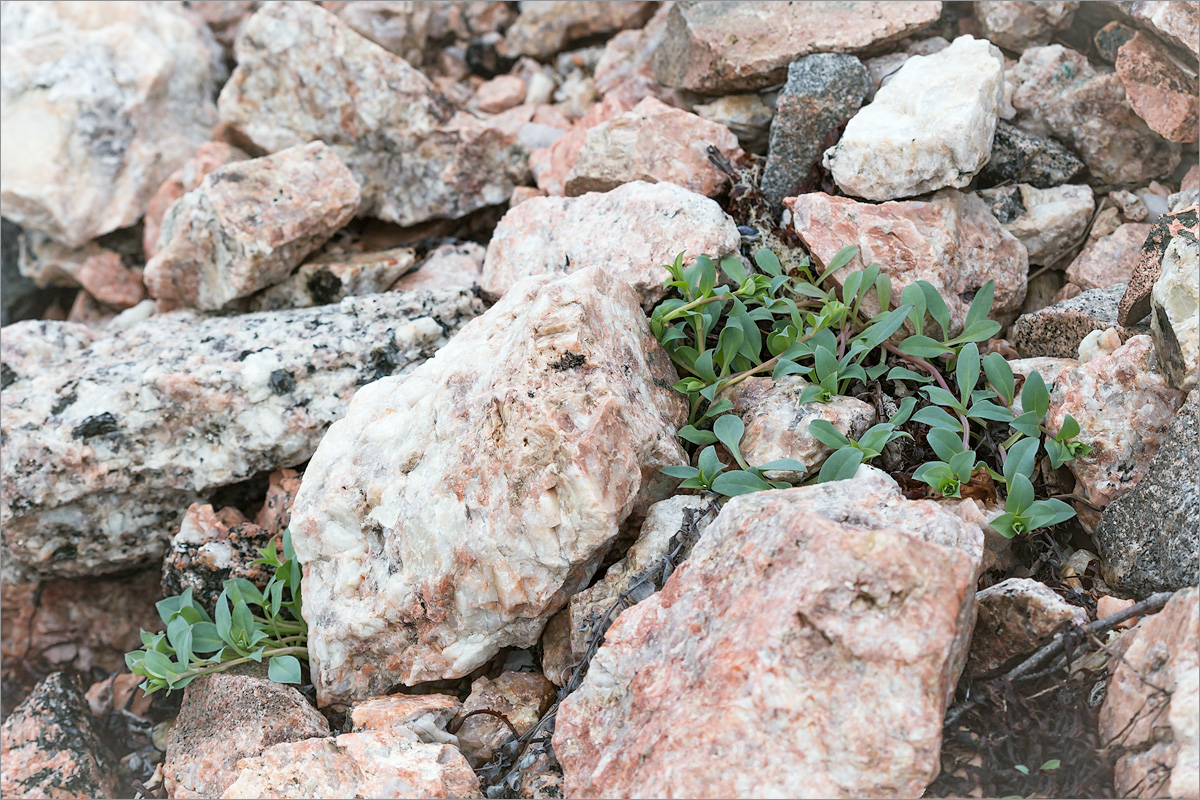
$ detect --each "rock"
[529,95,632,196]
[1096,393,1199,597]
[0,289,481,581]
[0,672,118,799]
[1094,20,1138,63]
[568,495,720,662]
[221,729,482,799]
[554,466,982,798]
[1119,205,1198,326]
[331,0,432,66]
[1111,188,1151,222]
[1066,223,1155,290]
[144,142,250,259]
[349,694,462,743]
[290,267,687,705]
[390,242,484,293]
[0,1,220,247]
[539,609,574,686]
[474,75,527,114]
[693,93,776,156]
[498,1,657,61]
[974,1,1079,50]
[979,183,1094,266]
[1111,0,1200,60]
[967,578,1087,676]
[1100,587,1199,798]
[975,120,1085,189]
[243,247,416,313]
[862,36,951,102]
[190,1,258,56]
[564,97,746,197]
[0,218,46,328]
[761,53,870,212]
[1011,284,1148,358]
[824,36,1004,202]
[593,3,696,110]
[454,672,556,767]
[427,1,517,42]
[161,503,278,611]
[482,181,741,307]
[85,671,151,719]
[651,1,943,95]
[1048,335,1185,511]
[17,234,145,310]
[1152,235,1200,392]
[1116,32,1199,143]
[218,2,528,227]
[787,190,1028,333]
[1010,44,1181,187]
[144,142,361,311]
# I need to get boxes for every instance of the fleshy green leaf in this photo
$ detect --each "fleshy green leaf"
[720,256,747,285]
[956,343,981,404]
[713,414,746,464]
[964,281,995,331]
[677,425,719,445]
[1021,370,1050,419]
[754,248,783,277]
[898,336,953,359]
[1057,414,1081,441]
[661,465,701,479]
[927,428,965,462]
[758,458,807,472]
[808,419,851,449]
[1004,437,1040,486]
[1006,472,1035,514]
[817,447,864,483]
[918,281,951,341]
[711,470,773,496]
[982,352,1015,404]
[1024,499,1076,529]
[911,406,964,433]
[268,654,302,684]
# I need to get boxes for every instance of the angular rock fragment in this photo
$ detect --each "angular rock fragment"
[1116,31,1199,143]
[0,290,481,581]
[144,142,250,259]
[1119,205,1198,326]
[242,247,416,313]
[161,503,278,610]
[787,190,1028,333]
[824,36,1005,202]
[529,95,631,196]
[1011,284,1146,359]
[498,1,657,61]
[967,578,1087,676]
[1066,223,1154,290]
[17,234,145,309]
[1112,0,1200,60]
[427,0,516,42]
[218,2,528,227]
[693,93,776,156]
[473,74,527,114]
[454,672,556,767]
[349,694,462,743]
[651,1,943,94]
[554,467,982,798]
[482,181,741,306]
[1150,214,1200,391]
[0,1,220,246]
[974,1,1079,50]
[390,242,484,293]
[975,121,1085,189]
[145,141,361,311]
[979,183,1094,266]
[1096,393,1200,597]
[290,267,687,704]
[331,0,433,66]
[593,3,695,109]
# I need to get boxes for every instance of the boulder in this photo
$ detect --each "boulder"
[979,184,1094,267]
[144,142,250,259]
[975,120,1085,189]
[218,2,528,227]
[1011,284,1146,359]
[1150,218,1200,391]
[482,181,741,306]
[289,267,687,705]
[454,672,557,767]
[651,1,943,94]
[823,36,1005,202]
[242,247,416,313]
[1119,205,1198,326]
[1116,31,1199,143]
[554,466,983,798]
[0,290,481,581]
[144,141,361,311]
[967,578,1087,676]
[0,1,220,247]
[1066,223,1155,290]
[974,1,1079,50]
[498,1,657,61]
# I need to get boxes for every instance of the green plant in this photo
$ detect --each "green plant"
[663,414,806,497]
[125,530,307,695]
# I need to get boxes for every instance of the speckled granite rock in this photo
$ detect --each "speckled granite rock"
[1150,224,1200,391]
[761,53,870,212]
[144,142,249,259]
[974,1,1078,50]
[164,670,332,799]
[1119,205,1198,326]
[554,466,982,799]
[824,36,1004,202]
[290,267,686,704]
[1096,393,1199,597]
[976,121,1085,189]
[1101,587,1199,799]
[331,0,432,65]
[482,181,741,306]
[0,1,220,247]
[651,1,943,94]
[454,672,556,767]
[967,578,1087,676]
[161,504,278,611]
[498,1,656,60]
[243,247,416,313]
[980,183,1094,267]
[564,97,746,198]
[349,694,462,743]
[1011,284,1149,358]
[529,95,631,196]
[0,672,118,799]
[787,190,1028,333]
[1010,44,1180,186]
[1066,223,1155,290]
[145,142,361,311]
[218,1,527,227]
[0,289,481,582]
[427,0,516,41]
[1116,31,1199,143]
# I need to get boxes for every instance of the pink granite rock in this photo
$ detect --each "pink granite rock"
[974,1,1078,50]
[1112,0,1200,59]
[454,672,556,767]
[254,467,304,534]
[498,1,657,60]
[349,694,462,741]
[329,0,433,66]
[242,247,416,313]
[144,142,249,258]
[564,97,745,197]
[594,2,696,108]
[427,0,517,41]
[161,503,278,610]
[17,236,145,310]
[1116,31,1199,143]
[474,75,527,114]
[1066,223,1155,290]
[529,95,632,196]
[554,466,982,798]
[390,242,485,293]
[787,190,1028,332]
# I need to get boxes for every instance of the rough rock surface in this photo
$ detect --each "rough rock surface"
[0,672,117,799]
[651,1,944,94]
[554,466,982,798]
[160,503,278,611]
[499,1,657,61]
[1100,587,1200,799]
[1066,223,1155,290]
[1010,44,1181,186]
[144,142,249,259]
[974,1,1078,50]
[975,120,1085,189]
[529,95,631,196]
[454,672,557,767]
[979,183,1094,266]
[824,36,1005,202]
[473,75,527,114]
[0,290,481,581]
[243,247,416,313]
[163,669,332,799]
[1116,31,1199,143]
[0,1,220,247]
[1113,0,1200,59]
[348,694,461,743]
[145,142,361,311]
[787,190,1028,333]
[761,53,871,212]
[333,0,433,66]
[593,3,696,110]
[693,93,776,156]
[1150,224,1200,391]
[1096,393,1199,597]
[390,242,484,293]
[967,578,1087,676]
[1119,206,1198,326]
[16,235,145,310]
[1011,284,1145,359]
[290,267,687,705]
[482,181,741,306]
[564,97,746,197]
[218,2,527,227]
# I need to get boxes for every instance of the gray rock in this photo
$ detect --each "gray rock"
[1095,392,1199,598]
[761,53,870,213]
[0,289,482,582]
[975,121,1085,189]
[1011,284,1148,358]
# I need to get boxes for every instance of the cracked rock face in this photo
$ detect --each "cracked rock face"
[554,466,982,799]
[290,267,687,705]
[0,290,482,582]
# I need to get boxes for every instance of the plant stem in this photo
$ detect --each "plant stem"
[174,646,308,685]
[661,294,727,323]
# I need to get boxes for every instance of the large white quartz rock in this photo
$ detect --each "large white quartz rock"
[290,267,687,705]
[1150,229,1200,392]
[823,35,1006,202]
[0,1,221,246]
